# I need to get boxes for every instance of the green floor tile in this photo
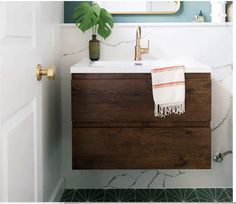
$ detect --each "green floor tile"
[195,188,232,202]
[60,189,75,202]
[135,189,167,202]
[166,188,199,202]
[72,189,105,202]
[60,188,233,202]
[104,189,135,202]
[225,188,233,201]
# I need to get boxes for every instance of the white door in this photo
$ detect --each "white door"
[0,2,62,202]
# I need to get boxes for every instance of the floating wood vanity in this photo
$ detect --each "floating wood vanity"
[71,60,212,169]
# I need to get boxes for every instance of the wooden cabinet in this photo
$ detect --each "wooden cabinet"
[72,73,211,169]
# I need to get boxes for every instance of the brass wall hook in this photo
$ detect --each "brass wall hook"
[36,64,55,81]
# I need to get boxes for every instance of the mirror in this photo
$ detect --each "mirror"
[96,1,180,14]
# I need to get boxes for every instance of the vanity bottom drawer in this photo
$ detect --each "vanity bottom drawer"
[72,127,211,169]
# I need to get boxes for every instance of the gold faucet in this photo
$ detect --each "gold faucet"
[134,26,149,61]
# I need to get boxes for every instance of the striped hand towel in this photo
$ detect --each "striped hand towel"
[151,65,185,117]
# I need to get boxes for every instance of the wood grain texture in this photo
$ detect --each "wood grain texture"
[72,127,211,169]
[73,121,210,128]
[71,73,212,169]
[72,73,211,80]
[72,74,211,123]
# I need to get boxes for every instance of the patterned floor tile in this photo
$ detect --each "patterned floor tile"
[225,188,233,201]
[60,189,75,202]
[135,189,167,202]
[72,189,105,202]
[60,188,233,202]
[195,188,232,202]
[166,188,199,202]
[104,189,135,202]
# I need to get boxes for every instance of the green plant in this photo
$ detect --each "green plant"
[73,2,113,39]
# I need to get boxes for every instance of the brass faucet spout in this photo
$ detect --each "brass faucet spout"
[136,26,141,39]
[134,26,149,61]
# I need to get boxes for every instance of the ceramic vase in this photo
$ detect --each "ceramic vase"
[210,1,226,23]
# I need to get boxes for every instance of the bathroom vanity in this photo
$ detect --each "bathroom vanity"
[71,60,211,169]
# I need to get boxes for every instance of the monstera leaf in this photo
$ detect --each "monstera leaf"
[73,2,100,32]
[73,2,113,39]
[97,8,113,39]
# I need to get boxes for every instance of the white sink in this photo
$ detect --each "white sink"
[70,59,211,73]
[90,60,156,67]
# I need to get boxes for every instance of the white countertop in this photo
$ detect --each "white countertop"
[70,59,211,74]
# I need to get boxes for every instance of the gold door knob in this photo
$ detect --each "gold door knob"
[36,64,55,81]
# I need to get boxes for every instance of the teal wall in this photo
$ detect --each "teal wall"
[64,1,212,23]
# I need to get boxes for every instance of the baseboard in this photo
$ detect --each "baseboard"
[49,177,65,202]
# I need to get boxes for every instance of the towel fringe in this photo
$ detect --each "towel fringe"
[154,103,185,118]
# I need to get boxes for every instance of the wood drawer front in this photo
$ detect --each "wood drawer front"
[72,73,211,123]
[72,127,211,169]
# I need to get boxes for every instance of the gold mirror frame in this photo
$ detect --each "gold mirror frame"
[96,1,181,15]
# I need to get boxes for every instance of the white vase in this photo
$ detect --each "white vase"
[227,3,233,22]
[210,1,226,23]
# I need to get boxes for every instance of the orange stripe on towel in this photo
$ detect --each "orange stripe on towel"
[152,65,185,73]
[153,81,185,89]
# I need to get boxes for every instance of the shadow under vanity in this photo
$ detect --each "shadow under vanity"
[71,60,211,169]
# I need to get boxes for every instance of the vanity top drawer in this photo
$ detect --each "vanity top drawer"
[72,73,211,125]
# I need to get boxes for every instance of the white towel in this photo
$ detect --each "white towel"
[151,64,185,118]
